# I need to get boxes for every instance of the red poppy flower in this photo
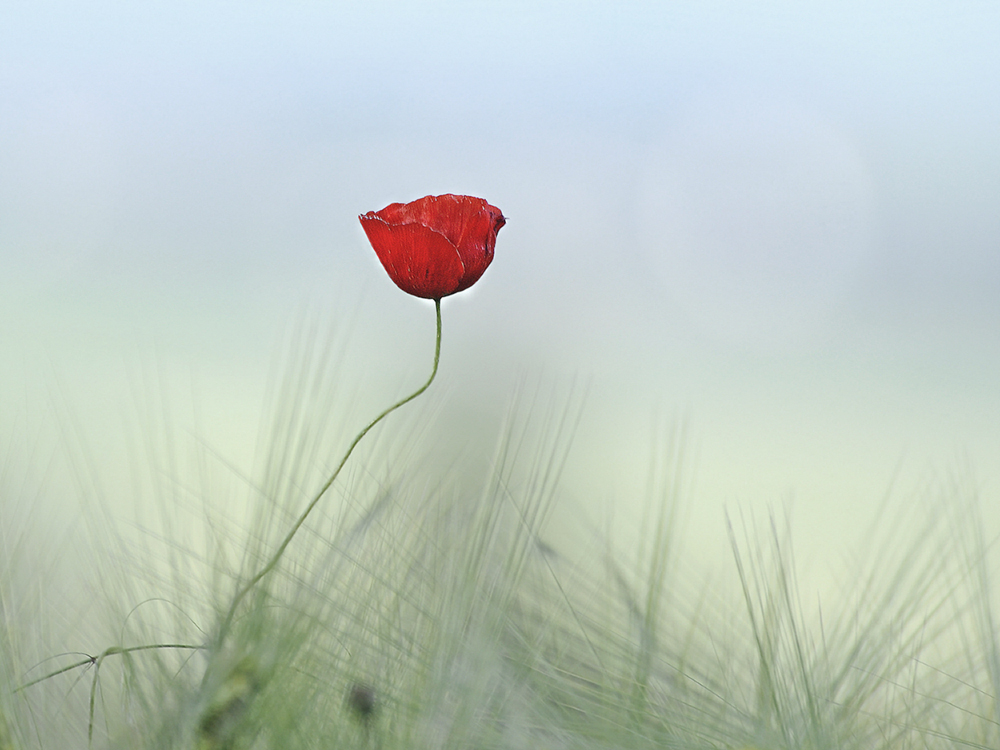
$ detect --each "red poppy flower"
[360,194,505,299]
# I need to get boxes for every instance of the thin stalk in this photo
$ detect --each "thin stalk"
[216,298,443,643]
[15,644,203,692]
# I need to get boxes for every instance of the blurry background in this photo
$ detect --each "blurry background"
[2,1,999,603]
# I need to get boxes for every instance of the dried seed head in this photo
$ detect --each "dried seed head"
[198,655,262,746]
[347,682,377,721]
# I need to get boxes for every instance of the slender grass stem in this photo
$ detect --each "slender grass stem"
[216,298,443,644]
[16,644,203,748]
[15,644,203,693]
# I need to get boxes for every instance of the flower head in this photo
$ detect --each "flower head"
[360,194,505,299]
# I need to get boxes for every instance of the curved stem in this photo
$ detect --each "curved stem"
[216,298,443,643]
[15,644,203,692]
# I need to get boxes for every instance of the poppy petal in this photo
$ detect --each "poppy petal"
[359,215,465,299]
[451,205,502,293]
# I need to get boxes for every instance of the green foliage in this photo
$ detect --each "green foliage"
[6,345,999,749]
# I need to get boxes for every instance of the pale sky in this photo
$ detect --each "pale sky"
[2,1,999,597]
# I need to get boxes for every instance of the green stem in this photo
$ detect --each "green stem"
[216,298,443,644]
[15,644,203,692]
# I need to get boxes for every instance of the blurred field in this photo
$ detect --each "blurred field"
[3,324,999,749]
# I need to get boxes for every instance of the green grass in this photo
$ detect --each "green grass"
[3,334,999,749]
